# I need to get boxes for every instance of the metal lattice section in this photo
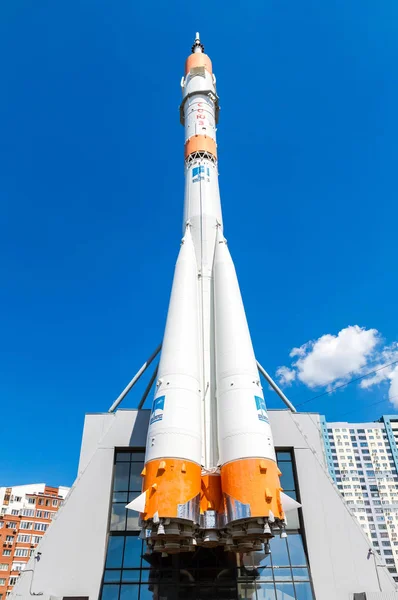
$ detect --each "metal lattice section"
[185,151,217,167]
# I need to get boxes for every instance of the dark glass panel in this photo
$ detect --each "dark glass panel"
[272,567,292,581]
[274,582,295,598]
[255,582,277,599]
[105,536,125,568]
[237,584,257,599]
[101,584,120,600]
[126,497,140,530]
[121,570,140,583]
[104,570,122,583]
[114,463,130,491]
[113,493,128,503]
[294,581,315,599]
[197,586,237,599]
[116,453,131,462]
[287,534,307,566]
[179,584,197,599]
[123,536,142,568]
[270,537,289,566]
[276,452,292,462]
[137,587,156,600]
[252,550,271,568]
[130,452,146,462]
[292,567,310,581]
[119,584,139,600]
[279,462,295,491]
[110,505,127,531]
[141,585,178,599]
[129,464,144,491]
[256,567,273,581]
[139,569,155,583]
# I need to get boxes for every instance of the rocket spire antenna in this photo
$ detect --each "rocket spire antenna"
[192,31,204,53]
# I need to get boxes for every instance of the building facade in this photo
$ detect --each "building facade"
[9,409,398,600]
[0,484,69,599]
[321,415,398,584]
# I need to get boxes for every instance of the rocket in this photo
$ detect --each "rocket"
[127,34,296,554]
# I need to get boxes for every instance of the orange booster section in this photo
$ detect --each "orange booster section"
[221,458,285,523]
[141,459,201,521]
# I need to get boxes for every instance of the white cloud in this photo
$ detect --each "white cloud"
[275,366,296,386]
[276,326,398,408]
[388,366,398,408]
[290,343,310,358]
[281,325,379,389]
[359,342,398,390]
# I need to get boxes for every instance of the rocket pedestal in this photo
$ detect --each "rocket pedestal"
[128,34,295,554]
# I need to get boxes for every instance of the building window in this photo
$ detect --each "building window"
[100,449,315,600]
[0,565,8,572]
[28,498,35,505]
[16,535,31,543]
[14,549,29,558]
[100,534,315,600]
[20,521,33,530]
[0,579,5,586]
[2,551,11,557]
[5,536,13,543]
[21,509,35,517]
[6,523,17,530]
[52,500,58,507]
[8,577,18,586]
[110,452,145,532]
[36,511,50,519]
[33,523,48,532]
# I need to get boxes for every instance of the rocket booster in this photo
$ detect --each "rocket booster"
[128,34,295,554]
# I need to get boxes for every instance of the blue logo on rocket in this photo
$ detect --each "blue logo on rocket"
[192,165,210,183]
[150,395,165,425]
[255,396,269,423]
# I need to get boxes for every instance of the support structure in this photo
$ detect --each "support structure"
[256,360,297,413]
[108,344,161,413]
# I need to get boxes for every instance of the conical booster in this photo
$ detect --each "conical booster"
[213,229,285,548]
[140,228,202,552]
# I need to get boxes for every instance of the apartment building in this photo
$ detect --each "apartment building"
[0,484,69,599]
[321,415,398,583]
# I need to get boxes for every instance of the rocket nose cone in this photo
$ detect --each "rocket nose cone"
[191,32,204,54]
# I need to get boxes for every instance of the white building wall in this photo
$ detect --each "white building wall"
[10,410,397,600]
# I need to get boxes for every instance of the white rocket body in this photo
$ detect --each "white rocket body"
[135,34,287,553]
[145,229,202,465]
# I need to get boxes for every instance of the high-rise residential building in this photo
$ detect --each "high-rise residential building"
[321,415,398,583]
[0,484,69,599]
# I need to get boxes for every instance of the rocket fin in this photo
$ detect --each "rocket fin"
[280,492,302,512]
[126,491,147,513]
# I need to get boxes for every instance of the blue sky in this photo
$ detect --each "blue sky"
[1,0,398,486]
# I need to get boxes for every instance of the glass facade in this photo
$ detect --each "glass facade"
[100,450,315,600]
